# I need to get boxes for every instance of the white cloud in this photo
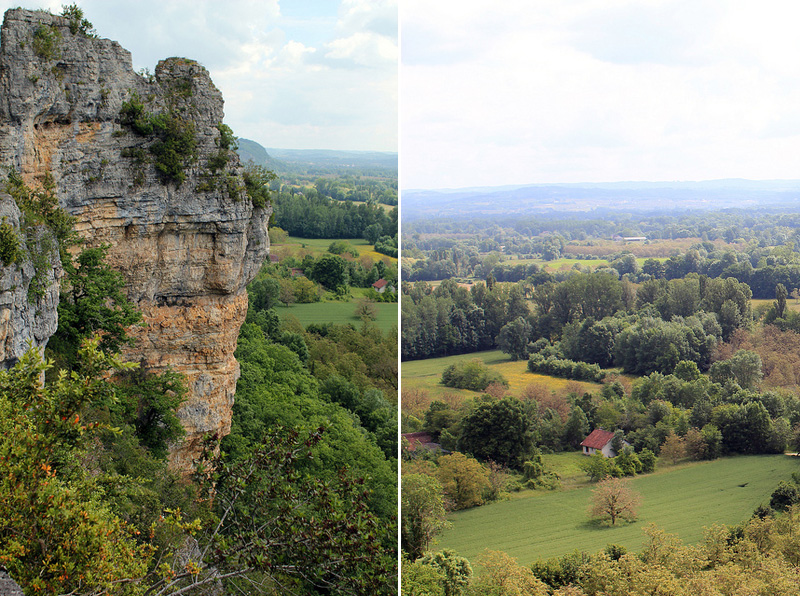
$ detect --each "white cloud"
[401,0,800,188]
[339,0,397,38]
[279,40,316,66]
[325,31,397,66]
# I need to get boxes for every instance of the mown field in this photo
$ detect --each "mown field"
[276,296,397,333]
[434,454,799,564]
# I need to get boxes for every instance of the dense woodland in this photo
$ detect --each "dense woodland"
[401,204,800,596]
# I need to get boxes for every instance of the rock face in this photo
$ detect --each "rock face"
[0,9,270,470]
[0,192,61,367]
[0,571,24,596]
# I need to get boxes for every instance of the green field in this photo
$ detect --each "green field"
[752,298,800,313]
[277,236,397,264]
[401,350,610,406]
[434,454,799,564]
[276,299,397,333]
[403,350,511,378]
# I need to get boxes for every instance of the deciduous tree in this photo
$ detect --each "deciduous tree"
[48,244,142,370]
[0,342,150,596]
[497,316,532,361]
[659,432,687,464]
[775,283,788,319]
[582,451,610,482]
[417,550,472,596]
[402,474,450,559]
[469,550,549,596]
[589,477,641,526]
[437,453,490,510]
[457,397,533,469]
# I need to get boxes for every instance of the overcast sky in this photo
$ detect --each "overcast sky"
[402,0,800,189]
[0,0,397,152]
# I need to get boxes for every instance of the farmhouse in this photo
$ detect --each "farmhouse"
[580,428,628,458]
[402,432,447,455]
[372,278,391,293]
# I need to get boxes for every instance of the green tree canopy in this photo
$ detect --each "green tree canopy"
[457,397,534,469]
[402,474,449,560]
[48,244,142,370]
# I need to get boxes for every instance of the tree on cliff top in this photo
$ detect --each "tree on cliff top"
[60,4,97,37]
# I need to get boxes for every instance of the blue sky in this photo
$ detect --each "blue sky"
[401,0,800,189]
[0,0,397,152]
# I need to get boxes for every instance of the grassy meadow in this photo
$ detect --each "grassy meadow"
[752,297,800,313]
[272,236,397,265]
[401,350,630,416]
[276,297,397,333]
[434,454,799,565]
[265,235,398,333]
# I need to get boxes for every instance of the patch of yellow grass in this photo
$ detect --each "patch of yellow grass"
[361,249,397,264]
[752,298,800,312]
[401,355,606,417]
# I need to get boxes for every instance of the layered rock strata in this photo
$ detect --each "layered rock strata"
[0,9,270,470]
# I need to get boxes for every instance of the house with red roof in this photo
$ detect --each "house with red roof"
[372,278,392,293]
[401,432,448,455]
[402,432,435,451]
[580,428,628,458]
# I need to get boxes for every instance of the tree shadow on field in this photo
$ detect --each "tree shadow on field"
[578,518,639,532]
[485,355,510,366]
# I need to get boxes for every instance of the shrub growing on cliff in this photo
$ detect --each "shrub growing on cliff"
[61,3,97,37]
[120,93,154,135]
[149,112,197,185]
[0,217,20,265]
[2,171,76,300]
[48,244,142,371]
[32,24,61,60]
[119,95,198,186]
[3,170,75,255]
[243,163,277,207]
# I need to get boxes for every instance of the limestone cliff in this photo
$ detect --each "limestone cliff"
[0,190,61,365]
[0,8,270,470]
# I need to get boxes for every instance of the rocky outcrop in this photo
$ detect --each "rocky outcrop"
[0,570,24,596]
[0,9,270,470]
[0,192,61,367]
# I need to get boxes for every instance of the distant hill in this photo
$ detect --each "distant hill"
[265,148,397,171]
[236,138,271,166]
[236,139,397,176]
[402,180,800,220]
